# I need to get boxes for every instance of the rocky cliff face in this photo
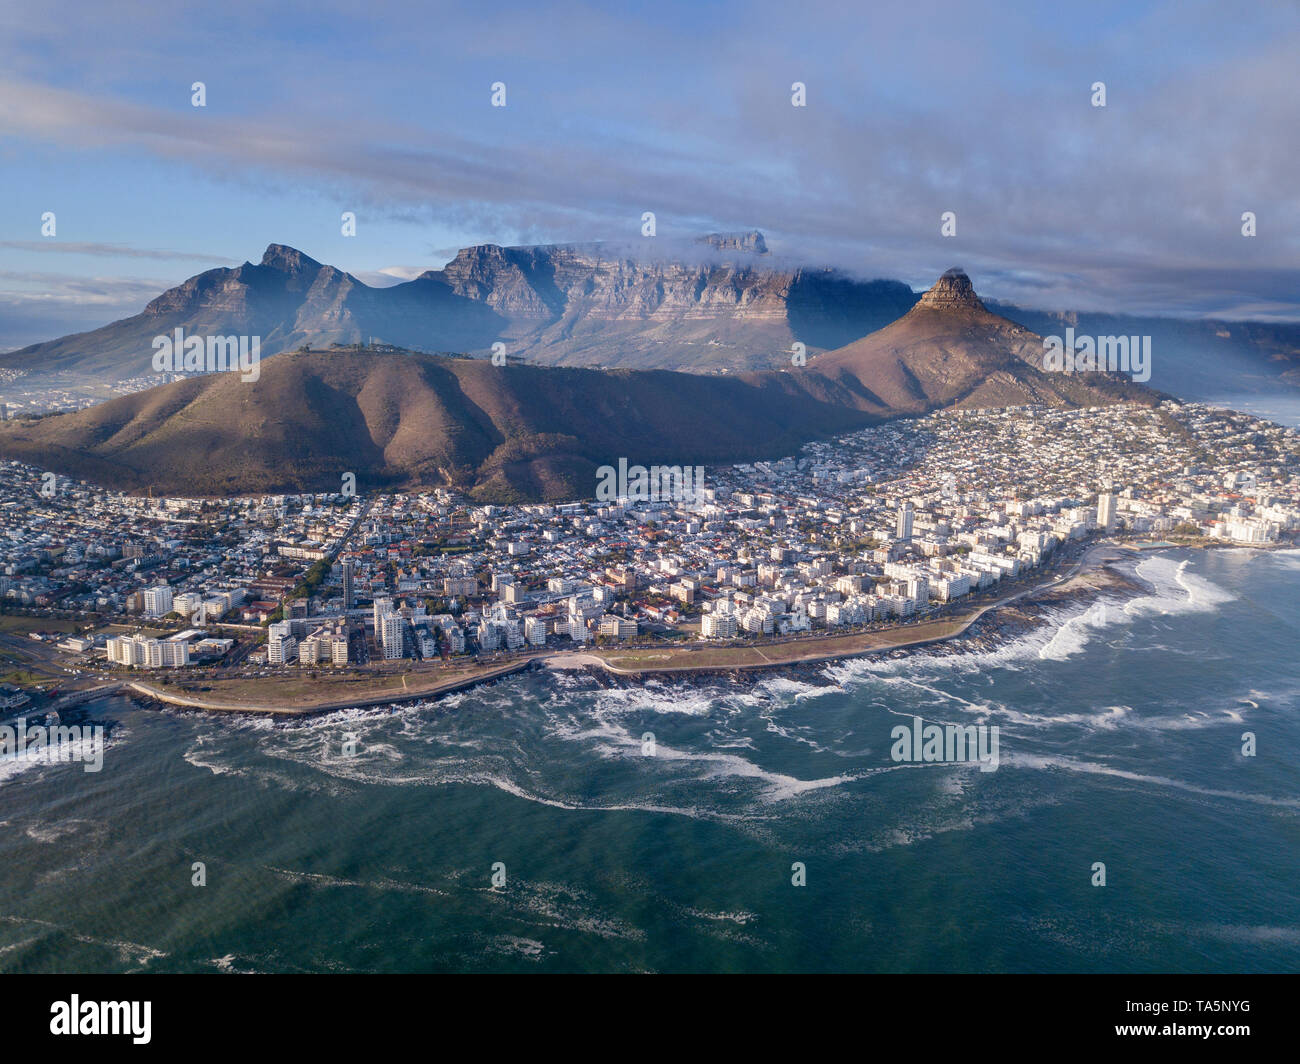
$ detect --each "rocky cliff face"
[809,268,1149,413]
[435,240,794,323]
[405,237,917,369]
[7,239,1299,401]
[914,267,985,312]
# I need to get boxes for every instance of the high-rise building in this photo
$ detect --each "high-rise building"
[143,585,173,618]
[331,635,351,665]
[906,575,930,604]
[477,620,502,651]
[524,616,547,646]
[174,592,203,620]
[373,597,391,633]
[1097,493,1117,531]
[380,612,405,659]
[341,560,354,610]
[268,634,297,664]
[896,503,914,542]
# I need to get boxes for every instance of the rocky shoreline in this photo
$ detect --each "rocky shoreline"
[575,554,1151,693]
[113,542,1236,715]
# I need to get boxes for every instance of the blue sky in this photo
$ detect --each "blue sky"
[1,0,1297,349]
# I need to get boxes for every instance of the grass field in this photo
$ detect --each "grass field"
[0,669,44,688]
[596,615,972,672]
[153,658,535,711]
[0,615,80,635]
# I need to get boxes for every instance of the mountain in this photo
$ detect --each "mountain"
[5,238,1297,405]
[808,269,1152,413]
[0,270,1160,500]
[397,239,919,370]
[0,238,918,382]
[0,245,506,383]
[0,349,876,501]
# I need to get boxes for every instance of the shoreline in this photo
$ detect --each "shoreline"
[110,537,1191,718]
[101,537,1289,718]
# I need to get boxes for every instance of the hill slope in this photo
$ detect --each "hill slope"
[0,245,506,383]
[0,349,878,500]
[0,269,1162,501]
[5,239,1297,407]
[0,238,916,382]
[809,269,1152,412]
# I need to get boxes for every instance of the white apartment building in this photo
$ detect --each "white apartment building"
[108,633,192,668]
[173,592,203,619]
[143,585,173,618]
[524,616,548,646]
[268,634,297,665]
[700,610,739,639]
[380,613,406,659]
[598,615,638,640]
[477,620,501,651]
[1097,492,1117,530]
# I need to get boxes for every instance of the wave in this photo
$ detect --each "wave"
[1128,555,1235,617]
[0,914,166,966]
[0,732,119,786]
[267,866,448,897]
[1004,751,1300,808]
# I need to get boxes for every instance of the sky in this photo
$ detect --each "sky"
[1,0,1297,350]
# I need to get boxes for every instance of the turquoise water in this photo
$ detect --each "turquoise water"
[2,548,1298,972]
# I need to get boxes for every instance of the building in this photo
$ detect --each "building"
[379,612,406,659]
[524,616,547,646]
[905,575,929,604]
[896,503,914,542]
[434,615,466,653]
[598,615,638,640]
[700,610,739,639]
[443,576,477,597]
[142,585,173,618]
[173,592,203,620]
[107,633,192,668]
[268,635,297,665]
[341,560,354,610]
[107,635,145,666]
[298,620,351,665]
[477,619,501,651]
[1097,492,1116,531]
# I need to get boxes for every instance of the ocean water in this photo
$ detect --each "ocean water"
[2,548,1298,973]
[1200,393,1300,429]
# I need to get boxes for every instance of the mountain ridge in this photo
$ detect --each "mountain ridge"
[4,236,1296,399]
[0,269,1161,500]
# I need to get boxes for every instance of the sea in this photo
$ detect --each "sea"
[2,547,1298,973]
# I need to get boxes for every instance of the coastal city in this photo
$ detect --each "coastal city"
[0,368,165,419]
[1,398,1296,712]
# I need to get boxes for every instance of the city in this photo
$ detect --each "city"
[3,398,1294,716]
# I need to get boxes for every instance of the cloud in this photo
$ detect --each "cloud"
[0,241,237,263]
[0,0,1296,319]
[352,266,428,287]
